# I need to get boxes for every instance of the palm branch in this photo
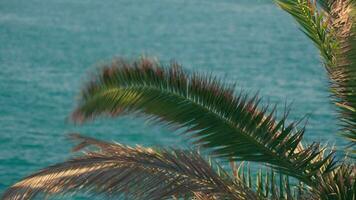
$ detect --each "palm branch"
[2,134,257,200]
[71,58,335,186]
[314,162,356,199]
[274,0,356,149]
[318,0,334,11]
[3,1,355,200]
[327,0,356,146]
[274,0,337,67]
[230,162,313,200]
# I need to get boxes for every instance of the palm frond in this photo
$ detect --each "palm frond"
[327,0,356,146]
[313,162,356,200]
[2,134,256,200]
[275,0,356,147]
[230,160,354,200]
[317,0,335,11]
[274,0,338,66]
[229,162,314,200]
[71,58,336,186]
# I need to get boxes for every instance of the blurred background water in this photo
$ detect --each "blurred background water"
[0,0,345,197]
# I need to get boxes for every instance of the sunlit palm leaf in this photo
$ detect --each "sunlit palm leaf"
[71,58,335,186]
[327,0,356,145]
[275,0,356,147]
[313,162,356,200]
[229,162,313,200]
[275,0,338,67]
[2,134,256,200]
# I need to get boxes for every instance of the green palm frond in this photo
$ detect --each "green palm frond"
[230,160,355,200]
[229,162,313,200]
[274,0,338,66]
[275,0,356,147]
[71,58,335,186]
[2,134,256,200]
[283,0,356,146]
[313,162,356,200]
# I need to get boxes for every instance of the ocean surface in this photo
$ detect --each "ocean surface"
[0,0,346,198]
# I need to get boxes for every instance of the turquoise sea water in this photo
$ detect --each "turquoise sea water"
[0,0,346,197]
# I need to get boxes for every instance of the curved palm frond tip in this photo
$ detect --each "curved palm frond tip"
[72,58,335,186]
[2,134,257,200]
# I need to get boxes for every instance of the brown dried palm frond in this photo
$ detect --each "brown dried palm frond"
[2,134,258,200]
[327,0,356,147]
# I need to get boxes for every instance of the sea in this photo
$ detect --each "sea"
[0,0,346,198]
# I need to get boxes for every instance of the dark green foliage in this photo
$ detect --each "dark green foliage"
[231,162,313,200]
[72,58,335,186]
[314,163,356,200]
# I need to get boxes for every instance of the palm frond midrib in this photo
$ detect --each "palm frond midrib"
[89,83,313,184]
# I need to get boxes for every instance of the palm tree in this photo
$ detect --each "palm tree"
[2,0,355,199]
